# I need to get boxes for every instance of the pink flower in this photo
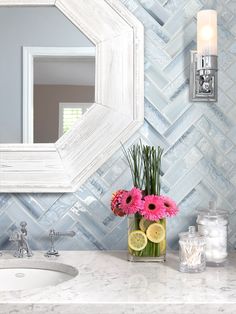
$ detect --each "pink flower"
[121,188,143,215]
[111,190,126,217]
[140,195,166,221]
[160,195,179,217]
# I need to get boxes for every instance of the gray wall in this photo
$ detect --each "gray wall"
[0,0,236,252]
[0,6,94,143]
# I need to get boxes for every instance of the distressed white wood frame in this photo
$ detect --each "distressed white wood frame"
[0,0,144,193]
[23,46,96,143]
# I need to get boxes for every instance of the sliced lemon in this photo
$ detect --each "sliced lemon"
[146,223,165,243]
[128,230,148,251]
[139,217,154,232]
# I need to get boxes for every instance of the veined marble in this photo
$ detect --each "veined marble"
[0,251,236,313]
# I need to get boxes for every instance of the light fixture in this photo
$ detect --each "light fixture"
[190,9,218,102]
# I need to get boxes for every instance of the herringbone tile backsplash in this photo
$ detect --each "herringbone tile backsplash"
[1,0,236,251]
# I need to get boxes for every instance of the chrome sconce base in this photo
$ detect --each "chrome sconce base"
[190,51,218,102]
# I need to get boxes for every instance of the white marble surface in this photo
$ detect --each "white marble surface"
[0,250,236,313]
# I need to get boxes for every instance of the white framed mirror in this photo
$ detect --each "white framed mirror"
[0,0,144,193]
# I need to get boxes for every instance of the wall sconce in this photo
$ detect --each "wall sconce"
[190,10,218,102]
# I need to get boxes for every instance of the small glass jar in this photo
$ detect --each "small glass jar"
[197,201,228,266]
[179,226,206,273]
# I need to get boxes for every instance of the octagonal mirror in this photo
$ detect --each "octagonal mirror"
[0,0,144,193]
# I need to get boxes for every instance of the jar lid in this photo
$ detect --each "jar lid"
[197,201,228,220]
[179,226,205,242]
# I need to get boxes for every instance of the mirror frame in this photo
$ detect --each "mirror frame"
[0,0,144,193]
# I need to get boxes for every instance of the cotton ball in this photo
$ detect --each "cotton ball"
[211,249,227,261]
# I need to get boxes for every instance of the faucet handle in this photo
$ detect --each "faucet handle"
[66,231,76,237]
[45,229,76,258]
[56,231,76,237]
[9,231,20,242]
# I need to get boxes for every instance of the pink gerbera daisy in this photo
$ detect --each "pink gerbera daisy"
[140,195,166,221]
[111,190,126,217]
[160,195,179,217]
[121,187,143,215]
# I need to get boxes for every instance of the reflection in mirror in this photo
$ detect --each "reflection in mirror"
[33,55,95,143]
[0,6,95,144]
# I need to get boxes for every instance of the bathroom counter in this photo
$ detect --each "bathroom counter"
[0,250,236,314]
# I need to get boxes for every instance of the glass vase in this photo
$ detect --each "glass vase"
[127,213,166,262]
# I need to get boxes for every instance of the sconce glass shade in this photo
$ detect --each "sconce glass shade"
[197,10,217,56]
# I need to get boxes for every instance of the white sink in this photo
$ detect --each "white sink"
[0,260,78,291]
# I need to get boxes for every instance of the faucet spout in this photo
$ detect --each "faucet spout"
[9,221,33,258]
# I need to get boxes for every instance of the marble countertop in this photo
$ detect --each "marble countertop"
[1,250,236,314]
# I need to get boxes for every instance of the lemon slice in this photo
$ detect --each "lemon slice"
[128,230,148,251]
[139,217,154,232]
[146,223,165,243]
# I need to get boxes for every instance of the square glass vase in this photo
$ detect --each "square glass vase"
[127,214,166,262]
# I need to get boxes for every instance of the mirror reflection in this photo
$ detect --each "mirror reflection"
[0,6,95,144]
[33,55,95,143]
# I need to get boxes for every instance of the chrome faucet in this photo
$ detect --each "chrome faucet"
[9,221,33,258]
[45,229,76,257]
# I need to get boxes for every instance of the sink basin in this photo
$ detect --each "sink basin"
[0,259,78,291]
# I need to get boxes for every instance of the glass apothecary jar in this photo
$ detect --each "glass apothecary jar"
[197,201,228,266]
[179,226,206,273]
